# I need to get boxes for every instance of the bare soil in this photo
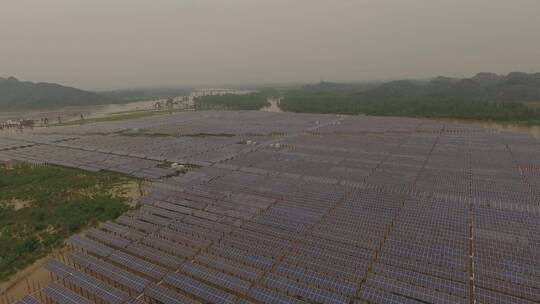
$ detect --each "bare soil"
[112,180,143,207]
[0,199,33,210]
[0,246,69,303]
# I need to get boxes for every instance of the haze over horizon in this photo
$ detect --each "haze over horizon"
[2,0,540,90]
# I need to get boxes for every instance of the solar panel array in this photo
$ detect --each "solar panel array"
[0,137,34,150]
[0,144,176,178]
[7,111,540,304]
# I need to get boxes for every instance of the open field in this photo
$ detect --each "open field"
[0,165,139,284]
[1,111,539,304]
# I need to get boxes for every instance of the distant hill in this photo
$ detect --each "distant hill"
[441,72,540,102]
[360,80,429,98]
[301,81,377,93]
[471,72,506,86]
[298,72,540,103]
[0,77,107,109]
[282,72,540,122]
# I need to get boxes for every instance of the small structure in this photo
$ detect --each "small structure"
[171,163,185,171]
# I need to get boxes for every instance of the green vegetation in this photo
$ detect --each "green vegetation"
[0,164,137,282]
[278,72,540,123]
[0,77,107,110]
[0,76,191,110]
[194,93,270,110]
[279,93,540,123]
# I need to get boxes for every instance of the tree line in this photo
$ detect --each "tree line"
[279,92,540,123]
[194,93,270,110]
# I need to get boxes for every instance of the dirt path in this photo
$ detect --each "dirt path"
[114,180,144,207]
[0,246,69,303]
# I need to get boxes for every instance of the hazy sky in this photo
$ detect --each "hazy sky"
[2,0,540,90]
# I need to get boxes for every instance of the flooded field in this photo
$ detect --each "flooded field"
[0,100,159,124]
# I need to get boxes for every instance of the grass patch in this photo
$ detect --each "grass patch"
[0,164,138,282]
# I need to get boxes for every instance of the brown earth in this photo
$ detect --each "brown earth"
[0,246,69,303]
[0,199,33,210]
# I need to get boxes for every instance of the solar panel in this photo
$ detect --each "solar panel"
[475,287,537,304]
[116,216,159,233]
[366,273,467,304]
[373,263,467,299]
[142,234,198,258]
[181,261,251,294]
[86,227,131,248]
[15,295,40,304]
[264,273,349,304]
[43,283,93,304]
[69,251,149,293]
[153,201,195,216]
[124,242,184,269]
[236,299,257,304]
[207,243,274,270]
[142,205,187,221]
[274,264,356,295]
[249,285,306,304]
[108,251,167,280]
[47,261,128,304]
[45,260,74,279]
[135,212,174,226]
[357,285,424,303]
[158,227,212,249]
[170,221,221,241]
[125,298,146,304]
[196,253,263,282]
[144,283,199,304]
[100,221,146,241]
[164,272,237,304]
[68,235,114,257]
